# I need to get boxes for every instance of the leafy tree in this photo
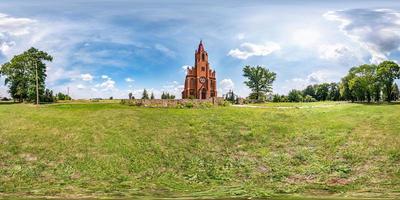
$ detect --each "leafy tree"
[315,83,329,101]
[303,85,316,99]
[243,65,276,101]
[348,64,377,102]
[328,83,340,101]
[340,73,355,102]
[272,94,281,102]
[377,61,400,102]
[56,92,71,100]
[128,92,133,100]
[42,89,55,102]
[280,95,288,102]
[372,81,382,102]
[141,89,149,99]
[288,89,303,102]
[0,47,53,103]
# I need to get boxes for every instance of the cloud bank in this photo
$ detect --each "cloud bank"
[324,9,400,64]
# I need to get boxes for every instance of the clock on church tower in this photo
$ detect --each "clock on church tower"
[182,41,217,99]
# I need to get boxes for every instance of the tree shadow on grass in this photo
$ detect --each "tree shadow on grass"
[353,101,400,106]
[0,101,20,105]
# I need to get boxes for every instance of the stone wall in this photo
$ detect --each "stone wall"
[120,97,226,108]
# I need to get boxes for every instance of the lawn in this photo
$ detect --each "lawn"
[0,102,399,199]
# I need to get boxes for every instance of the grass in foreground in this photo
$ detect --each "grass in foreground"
[0,102,399,198]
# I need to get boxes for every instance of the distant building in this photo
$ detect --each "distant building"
[182,41,217,99]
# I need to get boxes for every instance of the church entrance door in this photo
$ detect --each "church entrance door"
[201,88,207,99]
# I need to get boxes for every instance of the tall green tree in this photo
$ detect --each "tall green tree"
[303,85,316,99]
[340,73,355,102]
[0,47,53,103]
[243,65,276,101]
[328,82,340,101]
[377,61,400,102]
[315,83,329,101]
[56,92,72,100]
[288,89,303,102]
[348,64,377,102]
[141,89,149,99]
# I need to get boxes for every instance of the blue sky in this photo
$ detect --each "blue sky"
[0,0,399,99]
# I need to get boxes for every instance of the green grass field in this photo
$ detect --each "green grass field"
[0,102,399,199]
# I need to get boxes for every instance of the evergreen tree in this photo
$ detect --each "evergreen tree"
[142,89,149,99]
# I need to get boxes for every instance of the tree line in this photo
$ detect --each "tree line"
[131,89,176,100]
[242,61,400,103]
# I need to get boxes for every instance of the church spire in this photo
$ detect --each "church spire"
[197,40,205,52]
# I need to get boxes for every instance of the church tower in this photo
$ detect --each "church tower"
[182,41,217,99]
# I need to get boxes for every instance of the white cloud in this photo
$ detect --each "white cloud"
[77,84,85,89]
[0,13,36,36]
[318,44,352,60]
[324,9,400,64]
[101,75,108,79]
[219,78,235,94]
[286,70,342,92]
[0,13,36,56]
[181,65,191,73]
[228,42,280,59]
[155,43,175,57]
[291,29,321,47]
[96,78,116,91]
[80,73,93,81]
[162,81,183,98]
[125,77,134,82]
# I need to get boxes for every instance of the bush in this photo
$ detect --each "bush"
[199,102,213,108]
[303,95,317,102]
[272,94,281,102]
[183,102,194,108]
[218,100,231,107]
[288,90,303,102]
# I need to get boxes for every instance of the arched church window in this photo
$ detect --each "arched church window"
[202,53,205,61]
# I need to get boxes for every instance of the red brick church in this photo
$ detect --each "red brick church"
[182,41,217,99]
